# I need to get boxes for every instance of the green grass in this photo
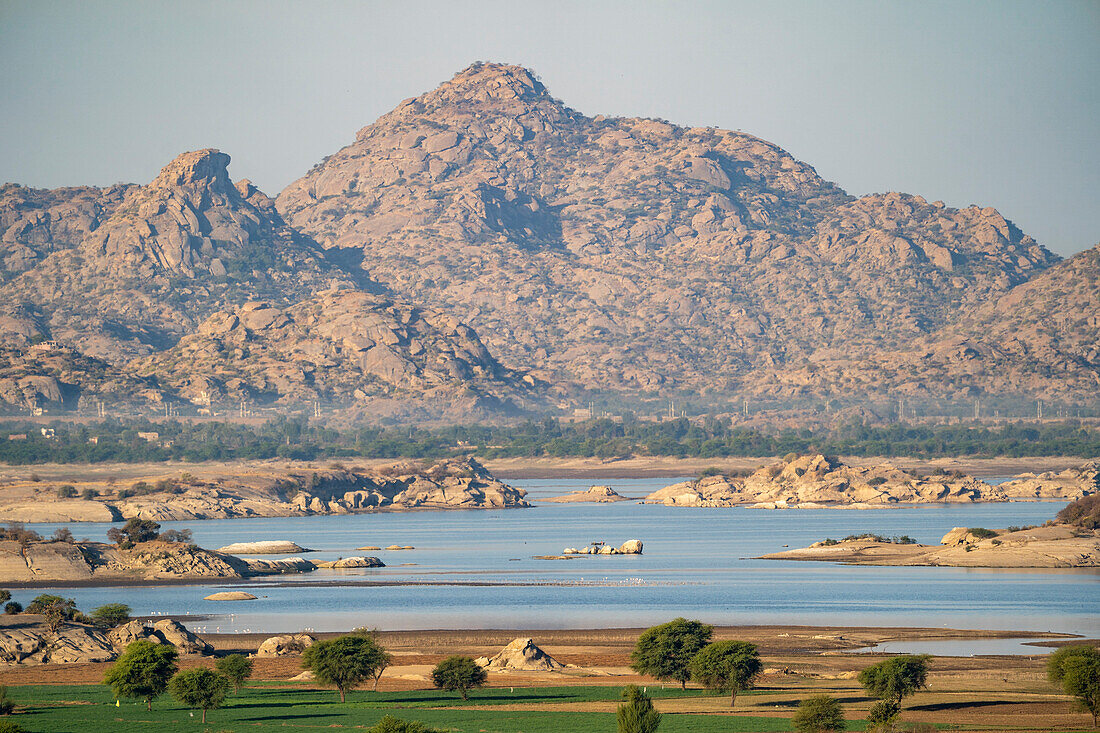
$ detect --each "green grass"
[5,683,807,732]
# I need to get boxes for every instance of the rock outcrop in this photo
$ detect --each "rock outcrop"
[475,637,565,671]
[762,524,1100,568]
[133,290,540,418]
[999,462,1099,500]
[315,556,385,568]
[276,62,1074,401]
[204,591,258,601]
[0,617,213,666]
[254,633,316,657]
[644,454,1003,507]
[542,485,629,503]
[562,539,643,555]
[217,541,312,555]
[0,459,527,525]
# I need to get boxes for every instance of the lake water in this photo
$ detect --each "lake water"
[20,477,1099,648]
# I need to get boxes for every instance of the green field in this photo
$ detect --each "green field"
[3,683,830,732]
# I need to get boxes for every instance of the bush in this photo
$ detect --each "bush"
[0,720,25,733]
[867,699,900,725]
[968,527,998,539]
[51,527,74,543]
[3,603,21,615]
[159,529,192,543]
[1057,495,1100,529]
[867,477,887,486]
[215,654,253,692]
[792,694,845,732]
[91,603,131,628]
[366,716,444,733]
[80,488,97,500]
[106,518,160,545]
[0,685,13,715]
[56,485,77,498]
[430,656,487,700]
[617,684,661,733]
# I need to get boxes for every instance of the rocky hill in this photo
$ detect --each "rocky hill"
[277,62,1065,398]
[0,149,353,365]
[643,453,1006,508]
[133,290,538,418]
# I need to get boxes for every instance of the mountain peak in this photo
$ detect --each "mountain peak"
[150,148,232,190]
[444,62,547,99]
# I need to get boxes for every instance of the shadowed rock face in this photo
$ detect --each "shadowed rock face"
[277,62,1064,397]
[132,289,539,414]
[0,149,351,365]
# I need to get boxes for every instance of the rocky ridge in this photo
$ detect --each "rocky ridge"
[0,459,529,523]
[133,290,539,418]
[643,454,1007,508]
[542,485,629,503]
[0,617,212,666]
[276,62,1072,399]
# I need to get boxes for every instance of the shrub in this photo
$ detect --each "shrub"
[1057,495,1100,529]
[617,684,661,733]
[0,720,26,733]
[968,527,998,539]
[56,485,77,498]
[215,654,253,692]
[51,527,74,543]
[867,477,887,486]
[0,685,13,715]
[159,529,192,543]
[366,716,444,733]
[80,488,97,500]
[867,699,900,725]
[168,668,229,724]
[3,603,21,615]
[430,656,487,700]
[792,694,846,732]
[91,603,131,628]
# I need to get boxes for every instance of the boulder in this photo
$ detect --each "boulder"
[618,539,643,554]
[0,625,117,665]
[316,556,385,569]
[204,591,258,601]
[477,637,564,671]
[255,633,316,657]
[217,541,312,555]
[151,619,213,656]
[245,557,317,574]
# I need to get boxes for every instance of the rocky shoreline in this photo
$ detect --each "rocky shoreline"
[642,454,1097,508]
[0,458,528,523]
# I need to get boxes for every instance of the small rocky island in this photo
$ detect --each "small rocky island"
[644,454,1097,508]
[760,495,1099,568]
[542,485,629,503]
[0,520,383,585]
[0,458,527,523]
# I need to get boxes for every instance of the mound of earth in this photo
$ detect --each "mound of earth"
[475,637,565,671]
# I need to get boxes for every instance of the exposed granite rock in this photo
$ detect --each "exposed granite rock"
[276,62,1068,399]
[542,485,629,503]
[132,290,541,418]
[217,541,312,555]
[254,633,316,657]
[315,556,384,568]
[644,454,1003,507]
[999,462,1099,500]
[203,591,258,601]
[0,624,117,665]
[762,524,1100,568]
[562,539,643,555]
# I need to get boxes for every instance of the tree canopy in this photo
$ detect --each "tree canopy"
[302,634,390,702]
[792,694,846,732]
[857,655,930,705]
[430,656,487,700]
[630,618,713,688]
[688,640,762,708]
[102,639,179,711]
[215,654,253,692]
[168,668,229,724]
[1047,645,1100,726]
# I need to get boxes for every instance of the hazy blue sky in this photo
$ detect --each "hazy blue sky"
[1,0,1097,256]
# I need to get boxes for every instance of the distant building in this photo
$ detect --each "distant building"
[137,431,160,442]
[7,434,27,441]
[40,428,55,438]
[87,436,99,444]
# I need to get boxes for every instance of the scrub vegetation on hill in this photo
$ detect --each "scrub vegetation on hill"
[2,416,1099,464]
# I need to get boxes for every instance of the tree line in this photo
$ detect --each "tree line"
[2,415,1099,465]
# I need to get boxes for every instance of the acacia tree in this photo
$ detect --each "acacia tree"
[857,655,930,707]
[1048,645,1100,726]
[792,694,846,733]
[617,684,661,733]
[91,603,131,628]
[168,668,229,724]
[629,618,713,688]
[103,640,179,711]
[430,656,487,700]
[215,654,254,693]
[688,640,762,709]
[303,635,390,702]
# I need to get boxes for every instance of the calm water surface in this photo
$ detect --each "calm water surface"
[23,477,1098,642]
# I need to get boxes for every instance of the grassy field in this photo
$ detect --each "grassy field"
[4,683,842,733]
